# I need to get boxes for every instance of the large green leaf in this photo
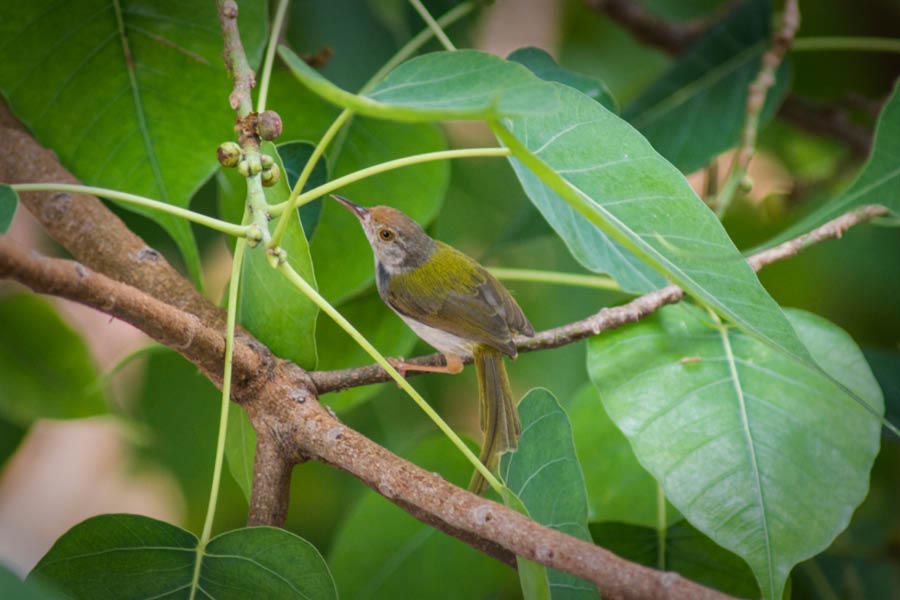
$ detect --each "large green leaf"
[759,80,900,249]
[587,305,883,599]
[508,47,617,112]
[0,184,16,233]
[328,435,514,599]
[316,289,417,412]
[219,141,321,369]
[569,384,679,528]
[280,46,808,361]
[500,388,598,600]
[590,521,762,598]
[0,294,106,425]
[29,514,336,599]
[265,69,450,304]
[0,1,268,283]
[623,0,791,174]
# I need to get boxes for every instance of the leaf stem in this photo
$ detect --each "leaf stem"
[268,110,353,248]
[256,0,290,113]
[268,147,511,215]
[792,36,900,54]
[10,183,250,238]
[190,221,248,599]
[408,0,457,52]
[656,483,667,570]
[268,2,475,245]
[276,261,504,495]
[489,268,622,291]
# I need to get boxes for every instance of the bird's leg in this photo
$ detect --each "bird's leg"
[387,353,464,378]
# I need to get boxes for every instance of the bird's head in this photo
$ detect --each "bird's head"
[331,195,435,272]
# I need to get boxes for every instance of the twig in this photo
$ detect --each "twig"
[587,0,873,158]
[308,204,886,394]
[247,428,296,527]
[584,0,715,54]
[716,0,800,215]
[217,0,255,115]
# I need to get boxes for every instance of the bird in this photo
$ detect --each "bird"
[331,194,535,493]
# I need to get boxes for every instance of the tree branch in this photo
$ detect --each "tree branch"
[308,204,888,394]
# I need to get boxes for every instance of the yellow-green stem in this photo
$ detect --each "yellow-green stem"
[269,147,511,215]
[489,268,622,291]
[792,36,900,54]
[268,110,353,247]
[11,183,250,238]
[189,225,247,599]
[256,0,290,113]
[276,261,504,495]
[408,0,456,51]
[656,483,667,570]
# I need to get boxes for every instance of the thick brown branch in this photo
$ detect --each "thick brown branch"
[309,205,888,394]
[0,238,268,399]
[247,426,296,527]
[0,121,226,329]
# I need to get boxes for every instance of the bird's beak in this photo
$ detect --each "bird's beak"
[330,194,369,220]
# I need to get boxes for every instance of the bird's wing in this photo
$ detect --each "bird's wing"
[384,242,533,356]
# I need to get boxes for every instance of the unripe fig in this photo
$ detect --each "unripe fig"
[258,110,283,141]
[261,163,281,187]
[217,141,242,168]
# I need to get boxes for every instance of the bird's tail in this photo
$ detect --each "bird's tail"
[468,345,521,494]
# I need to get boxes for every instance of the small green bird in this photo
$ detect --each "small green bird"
[332,195,535,493]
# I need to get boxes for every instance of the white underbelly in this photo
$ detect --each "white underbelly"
[398,314,474,357]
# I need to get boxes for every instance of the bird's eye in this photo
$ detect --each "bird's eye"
[379,229,395,241]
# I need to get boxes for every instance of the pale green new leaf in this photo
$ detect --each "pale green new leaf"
[500,388,598,600]
[0,1,269,283]
[587,305,882,600]
[280,46,808,360]
[30,514,336,599]
[624,0,791,173]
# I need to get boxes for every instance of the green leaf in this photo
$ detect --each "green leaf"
[279,46,556,122]
[132,349,224,530]
[328,435,514,599]
[29,514,336,599]
[500,488,552,600]
[759,80,900,249]
[0,1,269,284]
[508,47,617,112]
[569,384,679,528]
[623,0,791,173]
[265,70,450,304]
[225,405,256,503]
[500,388,599,600]
[282,47,808,361]
[0,563,65,600]
[220,141,321,369]
[590,521,762,598]
[0,184,17,233]
[316,289,417,412]
[277,141,329,240]
[587,305,883,600]
[0,294,106,425]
